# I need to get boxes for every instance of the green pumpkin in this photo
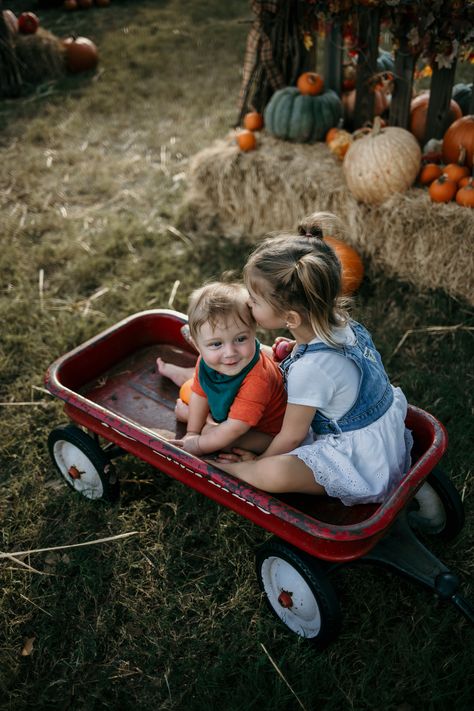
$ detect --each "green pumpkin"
[264,87,343,143]
[452,83,473,116]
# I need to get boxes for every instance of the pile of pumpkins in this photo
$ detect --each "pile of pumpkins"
[62,0,111,9]
[418,115,474,207]
[236,70,342,151]
[3,8,100,74]
[235,68,474,209]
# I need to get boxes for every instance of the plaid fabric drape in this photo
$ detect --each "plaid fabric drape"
[238,1,286,114]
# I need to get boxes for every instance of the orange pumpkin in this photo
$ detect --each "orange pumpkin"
[455,183,474,207]
[63,36,99,73]
[323,236,364,295]
[442,163,469,184]
[419,163,442,185]
[325,127,340,144]
[179,378,193,405]
[236,129,256,152]
[458,175,473,188]
[243,112,264,131]
[297,72,324,96]
[442,115,474,169]
[410,93,462,144]
[428,175,457,203]
[328,129,352,160]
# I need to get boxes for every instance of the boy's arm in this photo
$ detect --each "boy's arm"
[195,418,250,454]
[186,391,209,435]
[259,403,315,458]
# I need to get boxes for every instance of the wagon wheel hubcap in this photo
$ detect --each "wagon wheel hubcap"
[261,556,322,637]
[278,590,293,608]
[53,440,104,499]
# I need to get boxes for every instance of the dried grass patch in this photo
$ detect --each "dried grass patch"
[181,133,474,304]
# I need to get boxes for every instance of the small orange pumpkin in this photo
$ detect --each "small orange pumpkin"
[243,111,264,131]
[455,183,474,207]
[428,175,457,203]
[297,72,324,96]
[323,236,364,295]
[325,127,340,144]
[442,147,469,183]
[419,163,442,185]
[328,129,352,160]
[179,378,193,405]
[236,129,256,152]
[458,175,473,188]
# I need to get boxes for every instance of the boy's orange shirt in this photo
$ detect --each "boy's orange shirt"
[191,351,286,436]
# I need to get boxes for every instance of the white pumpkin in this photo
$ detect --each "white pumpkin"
[343,118,421,204]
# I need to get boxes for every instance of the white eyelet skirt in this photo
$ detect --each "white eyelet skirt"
[286,386,414,506]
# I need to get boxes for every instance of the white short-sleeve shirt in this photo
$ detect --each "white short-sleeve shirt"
[286,325,361,420]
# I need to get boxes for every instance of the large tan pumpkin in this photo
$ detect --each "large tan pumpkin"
[343,118,421,204]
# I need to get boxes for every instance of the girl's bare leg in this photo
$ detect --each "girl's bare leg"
[215,454,326,495]
[156,357,194,387]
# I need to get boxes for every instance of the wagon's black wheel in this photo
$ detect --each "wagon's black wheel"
[48,424,120,502]
[255,538,341,648]
[408,467,464,541]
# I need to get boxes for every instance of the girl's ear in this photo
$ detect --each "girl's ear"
[285,310,302,330]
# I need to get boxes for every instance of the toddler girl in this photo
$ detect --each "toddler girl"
[216,212,413,505]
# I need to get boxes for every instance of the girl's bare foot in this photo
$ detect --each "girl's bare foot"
[156,358,194,387]
[174,398,189,422]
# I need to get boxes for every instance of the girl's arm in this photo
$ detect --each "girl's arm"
[260,403,315,458]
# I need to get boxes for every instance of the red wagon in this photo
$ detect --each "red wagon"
[45,309,473,646]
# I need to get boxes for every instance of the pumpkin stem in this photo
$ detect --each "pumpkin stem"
[372,116,384,137]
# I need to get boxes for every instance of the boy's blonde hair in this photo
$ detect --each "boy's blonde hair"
[244,211,350,347]
[187,281,255,341]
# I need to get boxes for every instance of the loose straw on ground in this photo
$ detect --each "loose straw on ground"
[168,279,180,308]
[260,643,308,711]
[1,531,138,574]
[390,324,474,361]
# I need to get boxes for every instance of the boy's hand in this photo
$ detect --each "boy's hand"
[169,433,203,456]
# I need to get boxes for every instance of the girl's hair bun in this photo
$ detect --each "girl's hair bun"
[297,224,323,239]
[297,211,346,241]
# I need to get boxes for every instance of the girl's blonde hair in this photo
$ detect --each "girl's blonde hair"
[187,281,255,340]
[244,212,351,346]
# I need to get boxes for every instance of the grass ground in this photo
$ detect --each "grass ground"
[1,2,473,709]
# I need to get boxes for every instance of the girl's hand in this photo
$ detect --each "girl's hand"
[272,337,295,362]
[215,448,258,463]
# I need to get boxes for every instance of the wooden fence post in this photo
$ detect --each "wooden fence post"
[424,62,458,144]
[323,22,342,96]
[389,37,416,130]
[353,7,380,128]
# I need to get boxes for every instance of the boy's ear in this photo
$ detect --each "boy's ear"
[285,310,302,330]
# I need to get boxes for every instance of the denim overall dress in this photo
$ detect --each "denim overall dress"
[279,321,412,505]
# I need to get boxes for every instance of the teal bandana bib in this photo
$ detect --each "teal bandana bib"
[198,340,260,423]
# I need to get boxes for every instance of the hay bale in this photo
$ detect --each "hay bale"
[15,28,65,85]
[0,28,65,96]
[181,133,474,304]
